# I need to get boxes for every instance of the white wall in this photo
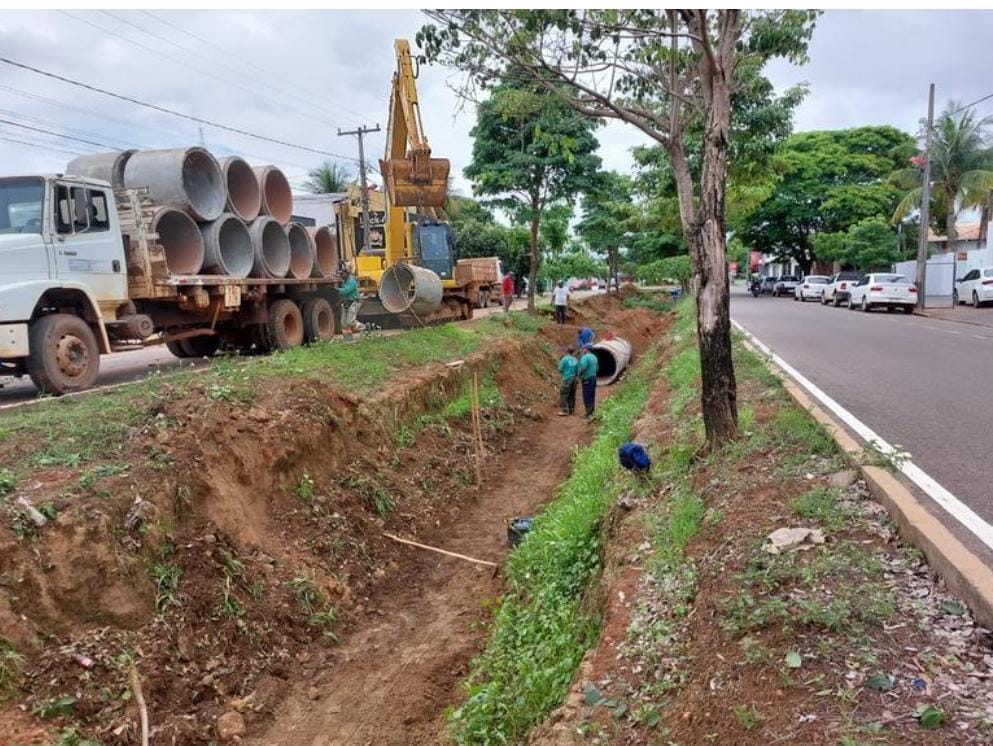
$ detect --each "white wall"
[894,246,993,296]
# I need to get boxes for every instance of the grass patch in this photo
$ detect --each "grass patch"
[792,486,846,531]
[448,347,659,744]
[288,575,339,640]
[0,638,25,701]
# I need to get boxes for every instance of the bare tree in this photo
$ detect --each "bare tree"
[419,10,817,447]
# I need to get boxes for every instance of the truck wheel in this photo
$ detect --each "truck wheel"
[301,298,335,343]
[267,299,305,350]
[166,336,220,358]
[26,314,100,395]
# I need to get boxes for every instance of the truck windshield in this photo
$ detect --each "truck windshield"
[0,178,44,235]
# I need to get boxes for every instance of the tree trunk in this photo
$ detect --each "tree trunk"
[527,199,539,313]
[683,9,739,448]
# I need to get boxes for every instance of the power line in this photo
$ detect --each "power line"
[948,92,993,117]
[0,118,119,150]
[0,55,362,162]
[0,133,83,158]
[0,106,141,151]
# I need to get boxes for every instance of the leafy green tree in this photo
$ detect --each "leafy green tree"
[811,217,899,271]
[577,172,637,293]
[636,255,693,292]
[740,126,915,274]
[303,161,352,194]
[891,103,993,256]
[420,9,818,451]
[463,81,600,311]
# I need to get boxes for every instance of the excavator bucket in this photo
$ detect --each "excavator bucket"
[381,156,450,207]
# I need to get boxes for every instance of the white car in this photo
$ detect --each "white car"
[847,273,917,314]
[821,271,862,307]
[954,267,993,307]
[794,275,831,301]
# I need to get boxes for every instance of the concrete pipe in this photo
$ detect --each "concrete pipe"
[306,226,338,277]
[151,207,205,275]
[218,156,261,222]
[123,147,226,221]
[65,150,135,188]
[285,222,315,279]
[248,216,291,278]
[379,263,443,316]
[253,165,292,225]
[199,213,253,278]
[592,337,632,385]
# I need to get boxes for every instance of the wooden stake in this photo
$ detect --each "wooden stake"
[383,532,498,567]
[471,373,484,486]
[128,665,149,746]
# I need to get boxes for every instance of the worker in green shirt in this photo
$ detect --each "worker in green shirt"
[557,346,579,416]
[339,265,361,339]
[577,345,599,419]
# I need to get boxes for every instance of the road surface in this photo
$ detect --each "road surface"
[731,289,993,544]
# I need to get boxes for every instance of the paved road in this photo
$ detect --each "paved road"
[731,290,993,528]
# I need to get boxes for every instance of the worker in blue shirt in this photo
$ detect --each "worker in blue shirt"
[577,326,595,349]
[557,346,579,415]
[339,265,361,339]
[577,345,599,419]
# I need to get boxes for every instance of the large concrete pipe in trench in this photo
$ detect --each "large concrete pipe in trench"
[218,156,261,222]
[199,213,254,278]
[123,147,226,221]
[592,337,632,385]
[66,150,135,188]
[151,207,205,275]
[253,165,292,225]
[285,222,315,279]
[248,216,291,278]
[379,264,443,316]
[306,226,338,277]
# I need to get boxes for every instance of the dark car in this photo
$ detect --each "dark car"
[822,271,863,307]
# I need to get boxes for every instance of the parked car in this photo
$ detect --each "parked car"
[847,273,917,313]
[794,275,831,302]
[954,267,993,307]
[759,276,778,295]
[822,271,862,307]
[773,275,800,297]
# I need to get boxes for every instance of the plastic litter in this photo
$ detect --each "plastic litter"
[507,517,533,547]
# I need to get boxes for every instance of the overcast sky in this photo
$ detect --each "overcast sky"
[0,9,990,198]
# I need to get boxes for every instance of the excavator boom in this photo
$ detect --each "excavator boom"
[380,39,450,208]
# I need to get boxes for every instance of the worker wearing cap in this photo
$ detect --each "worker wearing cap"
[339,266,361,339]
[577,344,599,419]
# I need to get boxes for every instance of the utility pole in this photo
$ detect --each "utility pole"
[337,124,381,255]
[916,83,935,310]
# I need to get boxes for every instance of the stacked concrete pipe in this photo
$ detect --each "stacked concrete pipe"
[249,216,291,278]
[253,165,292,225]
[218,156,261,222]
[306,226,338,277]
[199,213,254,278]
[150,207,205,275]
[285,222,315,279]
[591,337,632,385]
[123,147,226,221]
[66,150,135,188]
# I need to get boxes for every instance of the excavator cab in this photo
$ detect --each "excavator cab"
[412,221,454,281]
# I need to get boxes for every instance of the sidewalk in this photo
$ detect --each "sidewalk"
[918,297,993,329]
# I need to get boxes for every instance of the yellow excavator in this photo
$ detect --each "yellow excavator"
[334,39,499,324]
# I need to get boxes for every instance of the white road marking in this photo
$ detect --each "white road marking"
[732,318,993,554]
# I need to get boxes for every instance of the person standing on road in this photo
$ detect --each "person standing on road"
[577,344,599,419]
[502,271,514,313]
[557,345,579,415]
[339,266,361,339]
[552,281,569,325]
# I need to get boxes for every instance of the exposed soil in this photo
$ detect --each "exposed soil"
[0,293,667,745]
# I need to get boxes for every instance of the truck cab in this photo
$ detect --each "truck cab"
[0,174,129,392]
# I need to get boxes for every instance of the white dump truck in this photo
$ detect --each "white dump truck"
[0,147,343,396]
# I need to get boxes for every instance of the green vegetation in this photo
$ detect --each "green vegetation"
[0,638,25,700]
[288,575,339,640]
[145,546,182,613]
[448,346,659,744]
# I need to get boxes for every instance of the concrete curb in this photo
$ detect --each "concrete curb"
[741,337,993,628]
[914,308,993,331]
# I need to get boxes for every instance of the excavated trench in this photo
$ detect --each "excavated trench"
[0,296,668,744]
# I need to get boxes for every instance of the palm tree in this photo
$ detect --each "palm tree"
[303,161,352,194]
[891,103,993,255]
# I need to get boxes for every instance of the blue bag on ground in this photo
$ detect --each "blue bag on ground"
[618,442,651,473]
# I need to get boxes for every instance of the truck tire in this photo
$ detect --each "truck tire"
[267,299,305,350]
[302,298,335,343]
[166,336,220,359]
[26,314,100,395]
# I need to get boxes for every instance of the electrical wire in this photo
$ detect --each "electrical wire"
[948,92,993,116]
[0,55,362,162]
[0,133,86,159]
[0,118,120,150]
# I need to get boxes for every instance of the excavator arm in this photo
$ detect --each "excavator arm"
[380,39,450,209]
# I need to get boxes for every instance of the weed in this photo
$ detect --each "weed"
[294,473,316,504]
[32,694,77,719]
[623,295,672,313]
[0,468,15,495]
[740,635,773,665]
[733,703,764,731]
[792,486,846,530]
[52,727,101,746]
[288,575,339,640]
[346,475,393,518]
[215,576,245,619]
[0,638,25,700]
[394,424,415,448]
[145,546,181,613]
[860,439,909,471]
